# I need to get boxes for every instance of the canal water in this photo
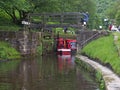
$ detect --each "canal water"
[0,54,99,90]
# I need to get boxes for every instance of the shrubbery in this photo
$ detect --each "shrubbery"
[0,41,21,60]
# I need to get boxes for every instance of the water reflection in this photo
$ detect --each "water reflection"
[57,55,75,74]
[0,55,99,90]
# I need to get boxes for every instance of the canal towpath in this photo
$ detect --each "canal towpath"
[76,55,120,90]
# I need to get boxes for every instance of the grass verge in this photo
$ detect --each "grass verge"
[81,33,120,75]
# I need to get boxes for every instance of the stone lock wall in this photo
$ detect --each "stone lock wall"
[0,30,108,55]
[0,31,41,55]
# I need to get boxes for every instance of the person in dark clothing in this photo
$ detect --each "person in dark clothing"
[82,12,89,26]
[64,27,68,33]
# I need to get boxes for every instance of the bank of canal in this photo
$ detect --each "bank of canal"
[76,55,120,90]
[0,54,99,90]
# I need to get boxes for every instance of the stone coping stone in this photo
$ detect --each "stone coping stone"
[76,55,120,90]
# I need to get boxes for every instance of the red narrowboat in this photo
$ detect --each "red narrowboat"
[57,38,77,55]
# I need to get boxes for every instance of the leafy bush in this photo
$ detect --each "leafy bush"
[0,41,21,60]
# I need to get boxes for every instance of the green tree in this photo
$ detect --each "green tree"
[0,0,33,24]
[105,1,120,24]
[0,0,59,24]
[0,0,96,27]
[95,0,118,17]
[114,1,120,24]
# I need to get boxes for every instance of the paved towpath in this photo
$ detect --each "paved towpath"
[76,55,120,90]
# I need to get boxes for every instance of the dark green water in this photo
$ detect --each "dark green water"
[0,54,99,90]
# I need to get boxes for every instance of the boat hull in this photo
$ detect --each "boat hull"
[56,38,77,55]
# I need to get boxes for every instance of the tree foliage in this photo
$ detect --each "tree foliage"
[0,0,96,25]
[95,0,118,17]
[93,0,119,29]
[105,0,120,24]
[0,0,34,24]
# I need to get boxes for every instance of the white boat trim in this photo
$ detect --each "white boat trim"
[58,49,71,51]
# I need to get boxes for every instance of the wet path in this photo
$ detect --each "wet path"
[0,55,99,90]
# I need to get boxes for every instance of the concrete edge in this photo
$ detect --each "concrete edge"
[76,55,120,90]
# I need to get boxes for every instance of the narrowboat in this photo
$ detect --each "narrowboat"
[57,38,77,55]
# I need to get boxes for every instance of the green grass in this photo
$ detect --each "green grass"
[81,33,120,75]
[113,32,120,54]
[0,41,21,60]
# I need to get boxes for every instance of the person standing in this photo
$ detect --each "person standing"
[64,27,68,33]
[82,12,89,26]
